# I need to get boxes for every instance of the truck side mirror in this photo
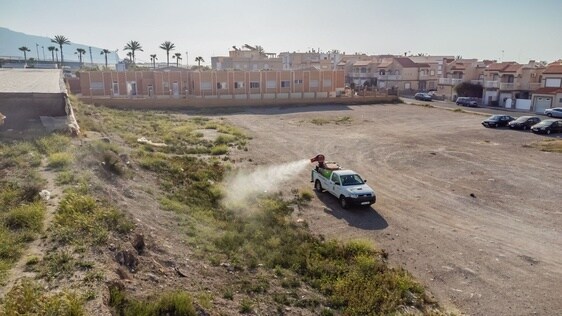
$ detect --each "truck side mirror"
[364,180,367,183]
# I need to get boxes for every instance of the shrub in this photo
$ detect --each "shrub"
[4,202,44,232]
[109,285,197,316]
[210,144,228,155]
[48,152,73,169]
[1,279,84,316]
[35,133,71,155]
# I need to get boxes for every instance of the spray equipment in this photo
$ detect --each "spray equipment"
[310,154,340,170]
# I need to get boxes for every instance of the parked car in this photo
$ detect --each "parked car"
[508,116,541,130]
[530,119,562,135]
[544,107,562,118]
[482,115,515,128]
[456,97,478,107]
[414,92,432,101]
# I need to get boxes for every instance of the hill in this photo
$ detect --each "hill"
[0,27,119,64]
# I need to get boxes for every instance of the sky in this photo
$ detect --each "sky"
[1,0,561,65]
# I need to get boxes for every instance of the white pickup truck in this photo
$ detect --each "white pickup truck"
[312,165,376,209]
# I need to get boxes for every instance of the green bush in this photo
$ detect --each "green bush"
[1,279,84,316]
[35,133,71,155]
[109,285,197,316]
[48,152,73,169]
[4,202,44,232]
[210,144,228,155]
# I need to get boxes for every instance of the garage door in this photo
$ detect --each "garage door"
[534,97,552,114]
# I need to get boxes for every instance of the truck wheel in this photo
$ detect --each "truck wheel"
[314,180,323,192]
[339,196,348,209]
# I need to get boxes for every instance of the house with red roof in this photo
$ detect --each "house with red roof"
[482,61,544,108]
[531,61,562,113]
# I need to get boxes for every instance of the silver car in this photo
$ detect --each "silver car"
[544,107,562,118]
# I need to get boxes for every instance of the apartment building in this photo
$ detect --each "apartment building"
[211,46,282,71]
[482,61,544,108]
[78,68,345,99]
[376,57,431,91]
[436,59,488,100]
[278,51,342,71]
[531,61,562,112]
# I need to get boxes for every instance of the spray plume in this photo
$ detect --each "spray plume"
[222,159,310,208]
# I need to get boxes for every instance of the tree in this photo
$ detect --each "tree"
[150,54,157,69]
[51,35,70,67]
[454,82,483,98]
[18,46,31,62]
[195,56,204,70]
[100,49,111,68]
[124,40,143,63]
[173,52,182,67]
[48,46,56,62]
[75,48,86,65]
[159,41,175,67]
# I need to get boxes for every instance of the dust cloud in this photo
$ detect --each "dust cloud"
[222,159,310,208]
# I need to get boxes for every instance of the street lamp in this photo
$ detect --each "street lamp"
[36,43,40,60]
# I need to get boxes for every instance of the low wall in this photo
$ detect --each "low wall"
[77,95,400,111]
[0,93,67,129]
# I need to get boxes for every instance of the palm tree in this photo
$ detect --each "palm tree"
[18,46,31,62]
[75,48,86,65]
[173,53,182,67]
[124,40,143,63]
[48,46,56,62]
[51,35,70,67]
[150,54,157,69]
[195,56,204,70]
[159,41,175,67]
[100,49,111,68]
[55,48,59,63]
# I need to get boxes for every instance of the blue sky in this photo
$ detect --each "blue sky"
[1,0,561,65]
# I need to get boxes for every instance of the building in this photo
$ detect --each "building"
[211,45,282,71]
[531,61,562,113]
[0,68,75,131]
[436,59,488,100]
[482,61,544,108]
[77,68,345,99]
[375,57,431,91]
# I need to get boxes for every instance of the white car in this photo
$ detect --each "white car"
[544,107,562,118]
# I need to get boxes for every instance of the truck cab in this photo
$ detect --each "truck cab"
[313,168,376,208]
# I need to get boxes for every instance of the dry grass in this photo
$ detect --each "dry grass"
[528,139,562,153]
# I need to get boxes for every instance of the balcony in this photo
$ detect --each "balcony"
[519,82,541,90]
[378,74,401,80]
[499,82,520,90]
[471,80,484,85]
[438,78,464,85]
[484,81,499,88]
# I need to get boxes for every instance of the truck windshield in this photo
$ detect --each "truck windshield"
[340,174,364,186]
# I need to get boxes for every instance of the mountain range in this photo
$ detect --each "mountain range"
[0,27,119,64]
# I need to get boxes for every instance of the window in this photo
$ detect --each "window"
[309,80,319,88]
[559,98,562,103]
[200,82,211,90]
[395,70,400,75]
[266,80,277,89]
[323,79,332,87]
[163,82,169,89]
[379,70,386,75]
[91,82,103,90]
[294,79,303,84]
[281,80,290,88]
[430,70,435,76]
[361,67,367,73]
[405,83,411,89]
[217,82,227,89]
[235,81,244,89]
[545,78,562,87]
[250,81,260,88]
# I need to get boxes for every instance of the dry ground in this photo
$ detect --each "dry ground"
[224,103,562,316]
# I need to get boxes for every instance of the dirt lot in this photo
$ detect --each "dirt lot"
[224,103,562,315]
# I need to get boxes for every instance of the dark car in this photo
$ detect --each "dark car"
[508,116,541,130]
[456,97,478,107]
[414,92,432,101]
[530,119,562,135]
[482,115,515,128]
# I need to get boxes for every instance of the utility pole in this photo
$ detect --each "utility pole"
[36,43,40,60]
[185,51,188,68]
[42,46,45,60]
[89,47,93,66]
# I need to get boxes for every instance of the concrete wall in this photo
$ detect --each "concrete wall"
[0,92,67,129]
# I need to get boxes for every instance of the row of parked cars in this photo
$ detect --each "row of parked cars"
[482,113,562,135]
